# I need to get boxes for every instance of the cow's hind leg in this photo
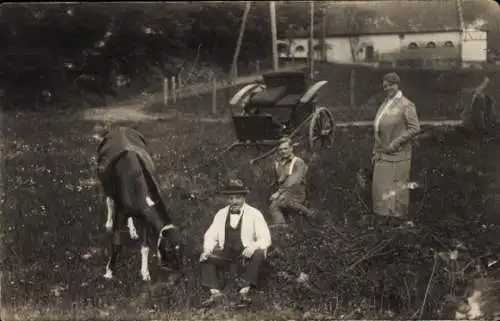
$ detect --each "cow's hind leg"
[140,227,151,281]
[104,226,122,279]
[127,217,139,240]
[105,197,115,232]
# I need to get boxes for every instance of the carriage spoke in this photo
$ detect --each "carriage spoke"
[309,107,336,151]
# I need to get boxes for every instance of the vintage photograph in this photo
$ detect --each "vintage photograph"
[2,0,500,319]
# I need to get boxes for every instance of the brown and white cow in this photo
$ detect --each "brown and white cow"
[95,126,183,281]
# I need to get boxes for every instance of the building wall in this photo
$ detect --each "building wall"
[461,29,487,62]
[278,30,488,63]
[324,38,352,62]
[357,34,401,58]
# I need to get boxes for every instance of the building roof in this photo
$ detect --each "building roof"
[292,0,497,37]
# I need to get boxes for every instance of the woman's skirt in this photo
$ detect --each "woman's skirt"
[372,159,411,218]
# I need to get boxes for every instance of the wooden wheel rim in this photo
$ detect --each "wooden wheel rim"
[309,106,335,151]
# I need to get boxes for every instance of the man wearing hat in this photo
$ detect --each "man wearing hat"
[199,179,272,307]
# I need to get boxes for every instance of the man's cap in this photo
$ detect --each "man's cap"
[220,178,250,195]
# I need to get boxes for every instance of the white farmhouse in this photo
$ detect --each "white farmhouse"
[278,0,488,66]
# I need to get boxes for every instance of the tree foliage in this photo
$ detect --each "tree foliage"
[1,2,335,109]
[1,3,325,109]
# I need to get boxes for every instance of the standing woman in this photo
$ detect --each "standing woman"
[372,72,420,222]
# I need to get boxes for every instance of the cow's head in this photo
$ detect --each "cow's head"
[157,224,184,271]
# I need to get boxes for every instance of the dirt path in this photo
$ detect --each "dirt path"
[82,64,308,123]
[83,103,230,123]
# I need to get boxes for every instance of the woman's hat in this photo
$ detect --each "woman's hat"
[382,72,400,85]
[221,178,250,195]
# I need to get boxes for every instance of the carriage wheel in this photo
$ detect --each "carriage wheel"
[308,106,336,151]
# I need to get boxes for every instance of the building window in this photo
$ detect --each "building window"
[277,43,289,55]
[295,45,305,53]
[313,43,332,51]
[426,42,436,48]
[444,41,454,47]
[408,42,418,49]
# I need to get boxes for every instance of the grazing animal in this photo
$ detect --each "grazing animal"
[96,126,183,281]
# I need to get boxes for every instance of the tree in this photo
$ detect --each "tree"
[2,2,319,110]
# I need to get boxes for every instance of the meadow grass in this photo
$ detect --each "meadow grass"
[3,108,500,319]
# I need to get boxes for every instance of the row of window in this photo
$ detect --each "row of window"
[279,40,455,53]
[408,41,455,49]
[277,43,307,53]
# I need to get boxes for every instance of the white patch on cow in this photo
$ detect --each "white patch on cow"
[103,270,113,279]
[140,246,151,281]
[103,267,113,279]
[127,217,139,240]
[145,196,155,207]
[105,197,115,232]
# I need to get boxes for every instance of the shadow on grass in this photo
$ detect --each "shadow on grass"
[3,110,500,319]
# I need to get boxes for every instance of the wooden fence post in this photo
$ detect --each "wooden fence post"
[211,74,217,115]
[177,76,182,99]
[163,78,169,106]
[171,76,176,103]
[349,68,356,108]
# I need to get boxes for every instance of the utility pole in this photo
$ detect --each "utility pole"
[308,1,315,84]
[456,0,465,32]
[321,6,327,62]
[231,1,252,82]
[270,1,279,70]
[455,0,465,66]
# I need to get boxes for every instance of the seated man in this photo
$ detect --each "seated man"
[269,137,315,227]
[460,75,500,137]
[199,179,272,307]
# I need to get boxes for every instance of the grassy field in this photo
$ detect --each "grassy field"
[3,105,500,320]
